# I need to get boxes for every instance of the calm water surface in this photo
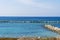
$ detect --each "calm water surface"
[0,23,60,38]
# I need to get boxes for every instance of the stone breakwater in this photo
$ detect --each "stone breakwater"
[45,25,60,34]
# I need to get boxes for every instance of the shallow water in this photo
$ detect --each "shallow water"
[0,17,60,38]
[0,23,60,38]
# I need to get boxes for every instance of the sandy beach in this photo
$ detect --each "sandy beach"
[0,37,60,40]
[17,37,60,40]
[0,38,18,40]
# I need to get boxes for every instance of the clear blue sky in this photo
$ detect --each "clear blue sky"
[0,0,60,16]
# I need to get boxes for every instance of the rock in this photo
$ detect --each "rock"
[45,25,60,34]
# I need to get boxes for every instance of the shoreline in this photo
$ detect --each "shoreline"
[0,37,60,40]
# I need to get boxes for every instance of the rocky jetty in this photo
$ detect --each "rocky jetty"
[45,25,60,34]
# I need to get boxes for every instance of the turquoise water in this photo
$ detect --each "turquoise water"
[0,17,60,38]
[0,23,60,38]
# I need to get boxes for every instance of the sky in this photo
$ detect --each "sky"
[0,0,60,16]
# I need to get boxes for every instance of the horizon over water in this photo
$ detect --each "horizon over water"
[0,17,60,38]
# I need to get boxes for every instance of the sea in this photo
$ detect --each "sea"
[0,17,60,38]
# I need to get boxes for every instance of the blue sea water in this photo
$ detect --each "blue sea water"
[0,17,60,38]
